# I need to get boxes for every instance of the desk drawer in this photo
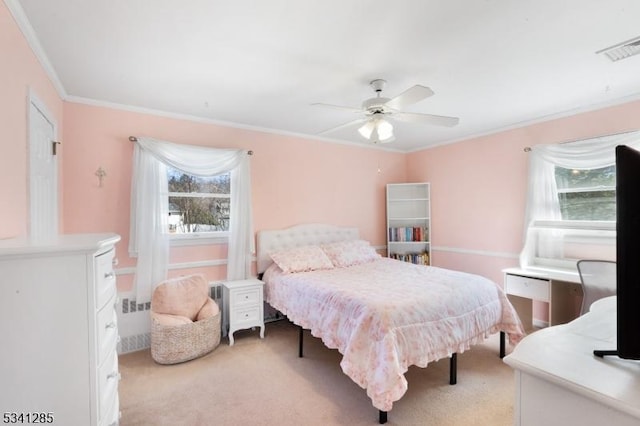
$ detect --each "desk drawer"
[505,274,550,302]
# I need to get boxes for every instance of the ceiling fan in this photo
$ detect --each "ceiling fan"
[314,79,459,144]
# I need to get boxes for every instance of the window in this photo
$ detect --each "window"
[519,138,631,270]
[167,167,231,236]
[555,165,616,221]
[525,164,617,270]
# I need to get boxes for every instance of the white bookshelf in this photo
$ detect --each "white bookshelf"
[386,183,431,265]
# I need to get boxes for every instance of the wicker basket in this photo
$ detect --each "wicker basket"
[151,308,221,365]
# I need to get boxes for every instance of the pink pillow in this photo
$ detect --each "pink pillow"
[270,245,334,273]
[196,298,220,321]
[151,274,209,321]
[321,239,381,267]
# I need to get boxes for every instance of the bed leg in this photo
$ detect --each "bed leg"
[450,353,457,385]
[499,331,506,358]
[298,325,304,358]
[379,410,387,424]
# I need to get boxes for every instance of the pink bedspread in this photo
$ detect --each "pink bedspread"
[263,258,524,411]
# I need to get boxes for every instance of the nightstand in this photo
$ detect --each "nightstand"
[222,278,265,345]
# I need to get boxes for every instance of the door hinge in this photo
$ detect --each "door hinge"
[52,141,61,155]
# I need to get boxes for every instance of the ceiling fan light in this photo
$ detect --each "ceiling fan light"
[377,119,394,141]
[358,121,375,139]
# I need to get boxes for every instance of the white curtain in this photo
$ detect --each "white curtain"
[129,137,254,303]
[520,131,640,268]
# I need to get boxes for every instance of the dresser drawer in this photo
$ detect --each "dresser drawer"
[96,248,116,310]
[505,274,550,302]
[100,385,119,426]
[232,306,261,325]
[232,288,260,307]
[98,348,119,421]
[97,294,118,366]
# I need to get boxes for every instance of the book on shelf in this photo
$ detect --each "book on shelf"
[388,226,429,242]
[389,251,430,265]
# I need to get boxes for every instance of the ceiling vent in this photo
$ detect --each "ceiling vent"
[596,35,640,62]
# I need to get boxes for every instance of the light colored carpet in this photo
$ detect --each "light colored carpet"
[118,320,516,425]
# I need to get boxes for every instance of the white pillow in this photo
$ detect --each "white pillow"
[321,239,380,268]
[269,245,334,274]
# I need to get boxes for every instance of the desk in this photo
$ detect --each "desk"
[504,297,640,426]
[503,267,583,331]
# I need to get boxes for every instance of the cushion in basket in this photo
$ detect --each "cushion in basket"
[270,245,334,274]
[321,239,381,268]
[196,298,220,322]
[151,312,193,326]
[151,274,209,321]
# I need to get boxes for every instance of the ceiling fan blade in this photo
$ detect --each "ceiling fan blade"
[319,117,368,135]
[384,85,434,110]
[393,111,459,127]
[311,103,362,114]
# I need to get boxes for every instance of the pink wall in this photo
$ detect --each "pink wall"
[408,100,640,278]
[61,102,407,291]
[407,100,640,320]
[0,2,64,238]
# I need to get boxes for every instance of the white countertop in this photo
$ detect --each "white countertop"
[0,233,121,257]
[504,266,581,284]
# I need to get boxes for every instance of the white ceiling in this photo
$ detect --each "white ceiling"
[10,0,640,152]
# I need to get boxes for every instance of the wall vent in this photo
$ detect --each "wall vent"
[117,295,153,354]
[597,35,640,62]
[119,333,151,353]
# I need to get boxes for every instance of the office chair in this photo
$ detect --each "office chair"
[576,259,617,316]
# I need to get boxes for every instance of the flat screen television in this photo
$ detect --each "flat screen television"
[594,145,640,360]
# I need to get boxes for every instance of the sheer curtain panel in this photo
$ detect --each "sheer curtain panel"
[129,137,253,303]
[519,131,640,269]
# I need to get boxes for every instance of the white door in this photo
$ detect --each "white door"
[29,97,58,239]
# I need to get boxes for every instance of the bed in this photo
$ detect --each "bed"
[256,224,525,423]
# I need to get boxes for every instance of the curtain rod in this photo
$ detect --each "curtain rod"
[129,136,253,155]
[523,129,640,153]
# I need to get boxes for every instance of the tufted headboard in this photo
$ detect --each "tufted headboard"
[256,223,360,274]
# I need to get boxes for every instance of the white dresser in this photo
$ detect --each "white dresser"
[504,297,640,426]
[0,233,121,426]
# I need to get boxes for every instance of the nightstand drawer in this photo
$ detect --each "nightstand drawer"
[232,288,260,306]
[233,306,261,325]
[505,274,550,302]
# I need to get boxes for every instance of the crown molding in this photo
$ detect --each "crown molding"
[4,0,67,99]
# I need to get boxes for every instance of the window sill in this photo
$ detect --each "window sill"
[532,220,615,231]
[168,233,229,247]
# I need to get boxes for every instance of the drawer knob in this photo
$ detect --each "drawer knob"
[104,271,115,279]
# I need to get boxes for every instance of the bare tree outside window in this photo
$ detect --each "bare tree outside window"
[167,168,231,234]
[555,165,616,221]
